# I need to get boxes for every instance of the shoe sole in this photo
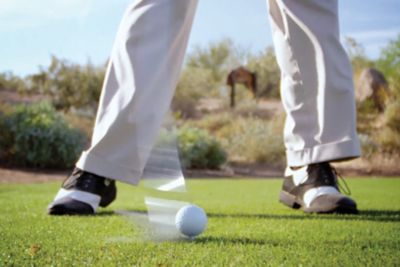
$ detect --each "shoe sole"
[48,205,94,215]
[279,190,358,214]
[47,197,95,215]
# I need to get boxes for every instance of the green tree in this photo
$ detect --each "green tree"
[344,37,373,72]
[40,56,105,114]
[376,34,400,97]
[187,38,242,84]
[173,67,214,118]
[0,71,26,92]
[172,39,245,116]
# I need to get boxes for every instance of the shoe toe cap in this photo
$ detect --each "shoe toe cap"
[306,194,358,214]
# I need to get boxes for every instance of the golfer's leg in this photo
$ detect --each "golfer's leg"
[76,0,198,184]
[267,0,360,167]
[266,0,359,213]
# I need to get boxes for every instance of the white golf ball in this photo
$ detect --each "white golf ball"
[175,204,207,238]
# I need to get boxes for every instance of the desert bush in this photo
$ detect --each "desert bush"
[216,115,285,165]
[376,34,400,98]
[246,47,281,98]
[187,38,242,84]
[384,99,400,132]
[27,56,105,113]
[369,100,400,156]
[187,112,232,133]
[365,35,400,156]
[0,72,26,92]
[358,133,379,159]
[233,98,266,118]
[0,102,86,168]
[356,97,380,116]
[373,127,400,154]
[172,67,214,118]
[177,126,227,169]
[173,39,247,118]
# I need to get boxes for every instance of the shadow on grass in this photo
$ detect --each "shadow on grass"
[48,210,118,217]
[194,236,268,245]
[95,209,400,222]
[193,236,398,247]
[207,210,400,223]
[95,211,119,216]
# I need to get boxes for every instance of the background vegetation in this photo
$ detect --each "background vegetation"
[1,35,399,170]
[0,102,86,168]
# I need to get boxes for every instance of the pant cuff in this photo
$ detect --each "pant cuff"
[286,138,361,167]
[76,151,142,185]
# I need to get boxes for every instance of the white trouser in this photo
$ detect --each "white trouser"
[267,0,360,166]
[76,0,360,184]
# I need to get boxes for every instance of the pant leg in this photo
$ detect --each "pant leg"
[267,0,361,167]
[76,0,198,184]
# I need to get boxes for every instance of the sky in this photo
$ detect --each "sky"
[0,0,399,76]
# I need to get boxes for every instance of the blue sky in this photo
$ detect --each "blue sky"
[1,0,399,76]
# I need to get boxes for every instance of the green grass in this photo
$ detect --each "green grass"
[1,178,399,266]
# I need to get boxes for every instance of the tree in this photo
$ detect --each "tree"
[187,38,242,84]
[376,34,400,97]
[0,72,26,92]
[38,56,105,114]
[344,37,373,72]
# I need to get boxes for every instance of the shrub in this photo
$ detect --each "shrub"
[0,102,86,168]
[172,67,213,118]
[246,47,281,98]
[187,38,241,84]
[188,112,232,133]
[177,126,227,169]
[376,34,400,98]
[358,133,379,159]
[384,101,400,132]
[356,97,380,115]
[0,72,26,92]
[373,127,400,154]
[28,56,105,113]
[216,115,285,165]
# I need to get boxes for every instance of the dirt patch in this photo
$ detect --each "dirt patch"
[333,156,400,177]
[185,163,283,179]
[0,167,67,184]
[1,159,399,185]
[0,165,283,184]
[0,89,49,105]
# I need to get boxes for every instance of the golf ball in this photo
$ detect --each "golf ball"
[175,204,207,238]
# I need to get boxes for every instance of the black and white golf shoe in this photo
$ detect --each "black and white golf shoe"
[48,168,117,215]
[279,162,358,214]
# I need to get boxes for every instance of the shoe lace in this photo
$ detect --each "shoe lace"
[332,167,351,195]
[310,163,352,195]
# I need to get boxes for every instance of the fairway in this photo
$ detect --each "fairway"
[1,178,399,266]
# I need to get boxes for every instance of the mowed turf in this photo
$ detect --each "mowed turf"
[0,178,399,266]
